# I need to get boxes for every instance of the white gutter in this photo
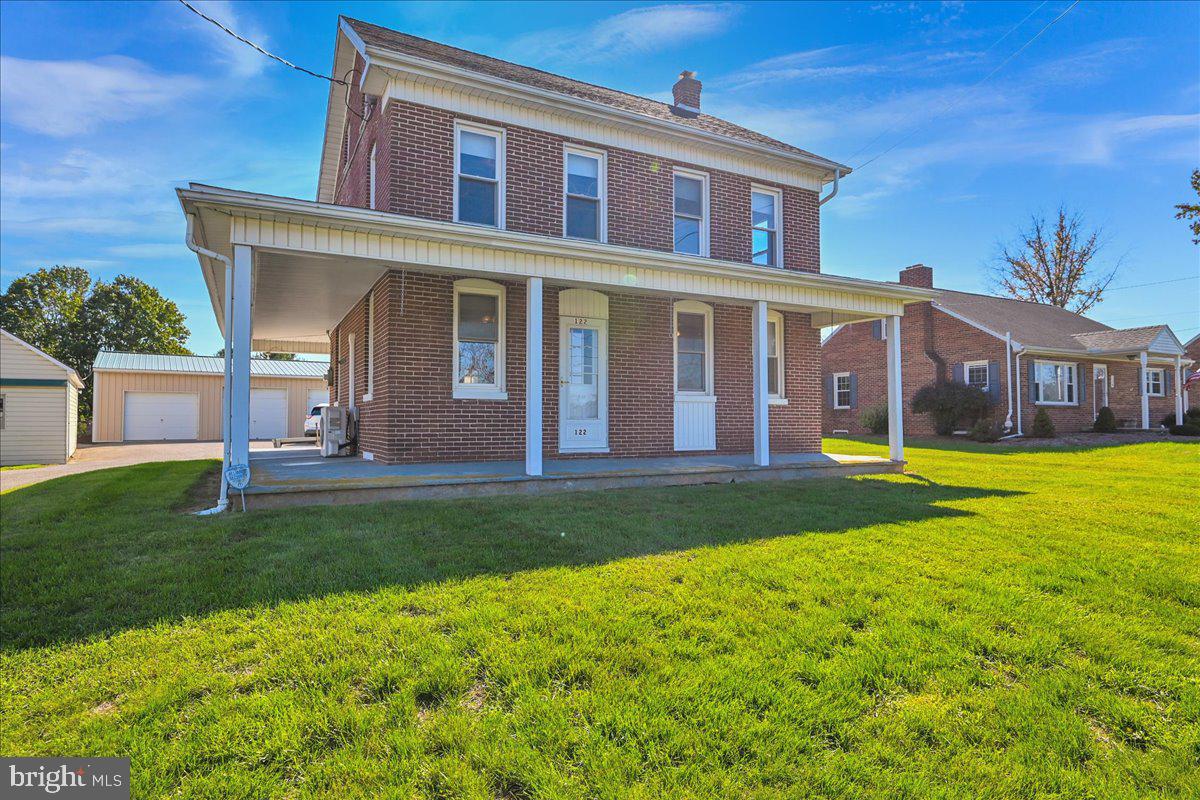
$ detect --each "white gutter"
[184,213,231,515]
[818,169,841,206]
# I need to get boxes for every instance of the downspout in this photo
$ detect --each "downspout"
[184,213,231,515]
[1003,331,1014,432]
[1006,347,1026,438]
[818,168,841,206]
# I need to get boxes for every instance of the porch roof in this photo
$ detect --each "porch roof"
[178,183,938,354]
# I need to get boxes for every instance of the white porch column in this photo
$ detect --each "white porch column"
[525,277,543,476]
[1140,351,1150,429]
[751,300,770,467]
[1175,355,1184,425]
[886,315,905,462]
[229,244,253,472]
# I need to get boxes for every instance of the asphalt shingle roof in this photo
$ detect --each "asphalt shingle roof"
[93,352,328,378]
[342,17,842,170]
[1071,326,1172,353]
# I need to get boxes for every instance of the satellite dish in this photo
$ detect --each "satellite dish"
[225,463,251,490]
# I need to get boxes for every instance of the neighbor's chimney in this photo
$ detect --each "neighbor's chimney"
[899,264,934,289]
[672,70,702,112]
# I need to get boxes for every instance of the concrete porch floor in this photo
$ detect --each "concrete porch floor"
[240,447,903,509]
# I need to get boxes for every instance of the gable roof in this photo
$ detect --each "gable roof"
[340,17,841,169]
[932,291,1185,357]
[0,328,85,388]
[93,351,328,379]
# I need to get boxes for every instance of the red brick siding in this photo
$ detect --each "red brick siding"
[330,270,823,464]
[337,98,821,273]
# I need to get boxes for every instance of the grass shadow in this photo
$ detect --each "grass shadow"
[1,460,1023,651]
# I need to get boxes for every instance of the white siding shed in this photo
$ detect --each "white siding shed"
[0,329,84,466]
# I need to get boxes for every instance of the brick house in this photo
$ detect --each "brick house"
[822,265,1192,436]
[179,17,939,507]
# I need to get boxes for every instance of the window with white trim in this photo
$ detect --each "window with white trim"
[965,361,989,392]
[368,143,377,210]
[751,186,782,267]
[564,146,605,241]
[455,123,504,228]
[674,301,713,394]
[833,373,852,409]
[1144,367,1165,396]
[767,310,784,399]
[1035,360,1076,405]
[453,279,506,398]
[364,291,375,400]
[673,170,708,256]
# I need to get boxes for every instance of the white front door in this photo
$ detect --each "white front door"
[673,301,717,451]
[249,388,288,439]
[1093,364,1108,417]
[558,317,607,452]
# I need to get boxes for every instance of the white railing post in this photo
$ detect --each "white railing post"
[229,244,253,473]
[525,277,543,476]
[751,300,770,467]
[887,315,904,462]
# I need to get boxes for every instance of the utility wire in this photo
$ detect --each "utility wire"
[177,0,347,85]
[855,0,1080,172]
[1106,276,1198,292]
[844,1,1048,162]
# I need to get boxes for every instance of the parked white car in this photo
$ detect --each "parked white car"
[304,403,329,437]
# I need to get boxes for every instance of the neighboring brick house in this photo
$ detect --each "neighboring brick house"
[180,16,938,493]
[823,265,1192,436]
[1186,333,1200,409]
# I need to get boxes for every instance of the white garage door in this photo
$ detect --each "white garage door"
[124,392,199,441]
[249,388,288,440]
[307,388,329,411]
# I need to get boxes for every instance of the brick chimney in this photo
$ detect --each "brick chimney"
[672,70,701,112]
[899,264,934,288]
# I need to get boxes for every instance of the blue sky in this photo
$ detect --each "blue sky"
[2,0,1197,356]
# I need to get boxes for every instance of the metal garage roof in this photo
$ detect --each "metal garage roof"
[93,351,328,378]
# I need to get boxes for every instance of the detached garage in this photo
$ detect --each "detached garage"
[1,329,84,466]
[92,352,328,442]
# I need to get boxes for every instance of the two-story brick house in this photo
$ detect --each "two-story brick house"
[822,265,1191,436]
[179,18,937,507]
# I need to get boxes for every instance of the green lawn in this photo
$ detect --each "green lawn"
[1,439,1197,799]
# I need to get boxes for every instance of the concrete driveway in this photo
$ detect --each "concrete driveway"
[1,441,281,492]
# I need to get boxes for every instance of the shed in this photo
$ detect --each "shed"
[1,329,85,466]
[92,352,328,442]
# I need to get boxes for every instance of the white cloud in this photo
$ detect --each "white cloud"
[180,0,269,79]
[0,55,201,137]
[509,3,741,65]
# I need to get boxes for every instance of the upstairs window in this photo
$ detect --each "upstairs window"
[455,123,504,227]
[453,279,506,399]
[751,187,782,267]
[564,147,605,241]
[673,170,708,256]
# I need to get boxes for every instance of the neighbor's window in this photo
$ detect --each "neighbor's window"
[1035,361,1076,404]
[966,361,989,392]
[564,147,605,241]
[455,123,503,227]
[674,301,713,394]
[751,187,782,267]
[833,373,852,409]
[767,310,784,398]
[453,279,506,398]
[673,170,708,256]
[1144,368,1165,396]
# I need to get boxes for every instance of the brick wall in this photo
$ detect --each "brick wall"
[330,269,823,464]
[334,98,821,273]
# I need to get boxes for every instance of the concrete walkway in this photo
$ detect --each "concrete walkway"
[1,441,278,492]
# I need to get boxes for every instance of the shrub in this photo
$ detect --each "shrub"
[910,382,992,436]
[968,417,1002,443]
[1189,406,1200,422]
[1093,406,1118,433]
[1170,422,1200,437]
[1030,408,1056,438]
[1165,407,1200,427]
[859,405,888,435]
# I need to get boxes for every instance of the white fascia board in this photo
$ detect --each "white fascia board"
[361,48,850,182]
[317,26,364,204]
[932,302,1024,351]
[1017,346,1183,365]
[178,183,939,306]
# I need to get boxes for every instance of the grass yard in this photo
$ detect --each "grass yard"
[1,438,1197,798]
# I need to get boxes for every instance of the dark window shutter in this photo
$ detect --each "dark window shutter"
[952,363,964,384]
[1166,369,1173,394]
[826,374,834,408]
[1077,366,1086,404]
[849,372,858,409]
[1028,361,1037,403]
[871,320,882,340]
[988,361,1000,402]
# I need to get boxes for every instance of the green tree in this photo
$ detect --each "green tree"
[0,266,92,373]
[81,275,190,358]
[1175,169,1200,244]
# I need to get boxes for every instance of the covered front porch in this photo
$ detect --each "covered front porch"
[180,184,933,511]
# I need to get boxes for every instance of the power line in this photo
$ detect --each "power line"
[1106,276,1199,292]
[177,0,346,85]
[855,0,1080,172]
[844,1,1049,163]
